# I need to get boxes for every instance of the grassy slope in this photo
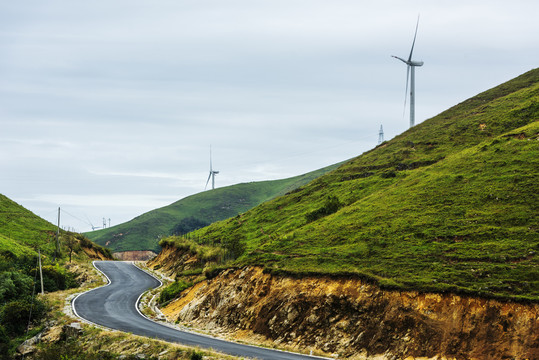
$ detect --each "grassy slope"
[86,163,342,252]
[0,194,112,260]
[0,194,57,256]
[187,68,539,301]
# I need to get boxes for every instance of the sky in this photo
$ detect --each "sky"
[1,0,538,233]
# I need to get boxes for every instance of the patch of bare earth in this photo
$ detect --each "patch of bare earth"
[161,266,539,360]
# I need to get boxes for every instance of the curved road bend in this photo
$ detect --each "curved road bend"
[73,261,324,360]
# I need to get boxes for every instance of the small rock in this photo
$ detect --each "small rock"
[62,322,83,338]
[16,332,42,355]
[16,343,36,355]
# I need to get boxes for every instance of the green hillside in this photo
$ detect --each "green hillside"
[0,194,58,257]
[0,194,111,261]
[171,68,539,302]
[86,163,342,252]
[0,194,112,357]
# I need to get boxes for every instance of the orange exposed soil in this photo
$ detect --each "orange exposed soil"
[82,247,110,260]
[147,245,202,277]
[162,266,539,359]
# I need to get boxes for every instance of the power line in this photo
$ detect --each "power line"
[60,208,92,227]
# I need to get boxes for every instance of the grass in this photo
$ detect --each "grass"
[86,162,342,252]
[0,194,115,358]
[170,68,539,302]
[0,233,36,257]
[0,194,58,256]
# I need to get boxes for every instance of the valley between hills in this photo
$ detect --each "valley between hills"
[1,68,538,359]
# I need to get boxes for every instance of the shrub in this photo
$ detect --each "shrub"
[305,196,343,223]
[222,235,246,259]
[189,350,204,360]
[0,297,47,335]
[38,265,78,292]
[170,217,209,236]
[158,280,192,305]
[0,271,33,303]
[0,325,9,360]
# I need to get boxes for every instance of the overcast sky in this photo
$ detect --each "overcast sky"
[1,1,538,233]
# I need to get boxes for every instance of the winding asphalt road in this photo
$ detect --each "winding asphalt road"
[73,261,324,360]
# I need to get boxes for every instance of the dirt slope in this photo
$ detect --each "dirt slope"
[162,267,538,360]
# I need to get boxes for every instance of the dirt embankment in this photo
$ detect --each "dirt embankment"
[147,245,202,277]
[162,266,539,360]
[113,250,157,261]
[82,246,111,260]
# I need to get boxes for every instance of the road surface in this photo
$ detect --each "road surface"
[73,261,324,360]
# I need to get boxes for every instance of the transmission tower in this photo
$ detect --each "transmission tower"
[378,125,384,145]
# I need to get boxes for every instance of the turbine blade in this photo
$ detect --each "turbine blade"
[391,55,408,64]
[408,15,420,62]
[403,65,410,116]
[205,172,211,190]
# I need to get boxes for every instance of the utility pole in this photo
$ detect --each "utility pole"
[108,218,111,228]
[103,217,107,229]
[38,249,44,295]
[54,207,60,261]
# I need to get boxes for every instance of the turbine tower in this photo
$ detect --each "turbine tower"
[392,16,424,128]
[205,146,219,190]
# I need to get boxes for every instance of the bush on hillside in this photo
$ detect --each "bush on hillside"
[0,271,33,303]
[0,297,47,335]
[158,280,192,305]
[222,235,246,260]
[0,325,9,360]
[38,264,78,292]
[189,350,204,360]
[305,195,343,223]
[171,217,210,236]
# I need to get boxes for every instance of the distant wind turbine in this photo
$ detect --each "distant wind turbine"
[392,16,424,128]
[86,216,101,231]
[205,146,219,190]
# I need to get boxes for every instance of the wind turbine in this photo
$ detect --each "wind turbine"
[392,16,424,128]
[86,216,101,231]
[205,146,219,190]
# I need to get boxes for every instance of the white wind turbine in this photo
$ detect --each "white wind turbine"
[392,16,424,128]
[205,146,219,190]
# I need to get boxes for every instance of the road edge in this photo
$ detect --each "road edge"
[70,260,117,331]
[72,261,332,360]
[132,262,332,360]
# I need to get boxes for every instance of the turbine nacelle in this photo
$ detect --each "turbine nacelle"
[391,56,423,67]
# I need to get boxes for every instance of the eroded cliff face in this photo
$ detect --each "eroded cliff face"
[162,267,538,360]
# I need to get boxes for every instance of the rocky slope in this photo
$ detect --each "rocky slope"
[159,266,538,360]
